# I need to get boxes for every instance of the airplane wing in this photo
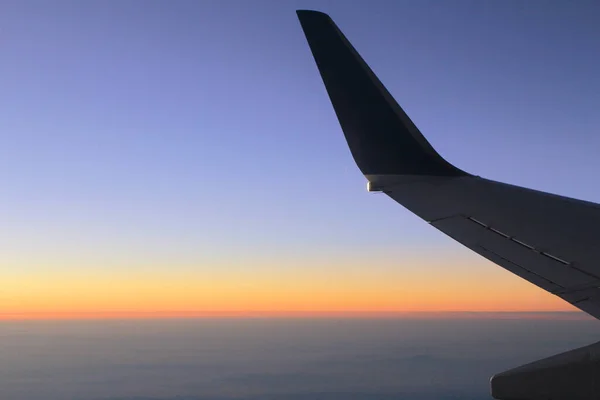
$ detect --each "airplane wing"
[296,10,600,400]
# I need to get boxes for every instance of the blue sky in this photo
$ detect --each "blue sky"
[1,0,599,314]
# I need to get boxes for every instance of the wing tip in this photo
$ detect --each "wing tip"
[296,10,337,33]
[296,10,468,178]
[296,9,330,18]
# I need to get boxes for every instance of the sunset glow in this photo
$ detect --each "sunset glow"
[2,255,574,320]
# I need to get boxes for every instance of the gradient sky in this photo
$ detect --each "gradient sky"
[2,0,600,317]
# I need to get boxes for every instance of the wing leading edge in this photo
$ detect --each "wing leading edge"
[296,9,600,321]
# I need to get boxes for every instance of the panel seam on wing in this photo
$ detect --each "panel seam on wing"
[478,245,565,291]
[465,216,600,281]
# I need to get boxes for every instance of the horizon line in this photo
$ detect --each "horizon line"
[0,310,590,321]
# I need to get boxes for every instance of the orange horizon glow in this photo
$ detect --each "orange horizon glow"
[0,310,587,321]
[2,254,579,320]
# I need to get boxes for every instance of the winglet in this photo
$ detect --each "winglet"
[296,10,467,177]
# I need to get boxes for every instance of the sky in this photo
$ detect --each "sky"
[1,0,600,318]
